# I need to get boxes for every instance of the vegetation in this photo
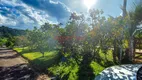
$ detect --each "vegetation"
[0,26,26,37]
[0,26,26,48]
[1,0,142,80]
[14,47,59,71]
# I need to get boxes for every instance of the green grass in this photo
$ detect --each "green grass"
[48,58,105,80]
[13,47,59,71]
[14,47,23,53]
[14,47,112,79]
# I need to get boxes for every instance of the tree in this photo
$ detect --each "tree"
[15,36,28,49]
[27,23,60,57]
[27,27,48,57]
[5,34,15,48]
[40,23,60,51]
[0,38,7,47]
[126,1,142,61]
[121,0,127,18]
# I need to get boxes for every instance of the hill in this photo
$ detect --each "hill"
[0,26,26,37]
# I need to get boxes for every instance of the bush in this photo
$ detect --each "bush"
[48,58,79,80]
[5,41,14,48]
[90,61,104,76]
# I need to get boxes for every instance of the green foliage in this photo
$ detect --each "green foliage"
[5,41,14,48]
[99,50,113,62]
[49,9,127,79]
[0,26,24,48]
[90,61,104,76]
[0,38,7,47]
[5,35,16,48]
[26,23,60,56]
[48,58,79,80]
[132,2,142,25]
[10,2,142,79]
[0,26,26,37]
[14,36,28,48]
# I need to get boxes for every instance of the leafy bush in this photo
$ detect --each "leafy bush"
[90,61,104,76]
[48,58,79,80]
[0,38,7,47]
[5,41,14,48]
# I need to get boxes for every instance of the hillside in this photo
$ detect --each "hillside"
[0,26,26,37]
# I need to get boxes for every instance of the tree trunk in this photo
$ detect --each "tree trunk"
[113,39,117,64]
[40,50,44,57]
[22,45,25,50]
[129,36,134,61]
[42,52,44,57]
[119,46,123,63]
[123,0,127,18]
[117,47,121,64]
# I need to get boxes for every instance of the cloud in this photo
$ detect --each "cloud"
[55,0,87,12]
[0,0,87,29]
[0,0,59,29]
[21,0,71,22]
[0,15,16,26]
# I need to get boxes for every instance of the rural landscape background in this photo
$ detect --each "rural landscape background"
[0,0,142,80]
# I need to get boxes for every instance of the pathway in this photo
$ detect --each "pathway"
[0,48,36,80]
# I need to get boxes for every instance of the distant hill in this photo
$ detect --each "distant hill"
[0,26,26,37]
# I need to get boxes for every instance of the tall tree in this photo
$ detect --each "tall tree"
[127,1,142,61]
[122,0,127,18]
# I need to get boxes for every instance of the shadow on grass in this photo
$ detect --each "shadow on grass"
[15,48,60,73]
[31,55,59,72]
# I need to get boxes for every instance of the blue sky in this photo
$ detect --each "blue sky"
[0,0,139,29]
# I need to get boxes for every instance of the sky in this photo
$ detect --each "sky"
[0,0,139,29]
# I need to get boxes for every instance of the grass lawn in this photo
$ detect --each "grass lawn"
[13,47,59,71]
[13,47,113,78]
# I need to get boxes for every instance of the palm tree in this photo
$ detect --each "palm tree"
[122,0,127,18]
[127,1,142,61]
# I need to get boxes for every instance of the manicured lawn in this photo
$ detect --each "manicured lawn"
[14,47,23,53]
[13,47,59,70]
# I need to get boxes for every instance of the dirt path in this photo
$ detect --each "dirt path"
[0,48,37,80]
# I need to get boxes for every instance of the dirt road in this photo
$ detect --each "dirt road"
[0,48,36,80]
